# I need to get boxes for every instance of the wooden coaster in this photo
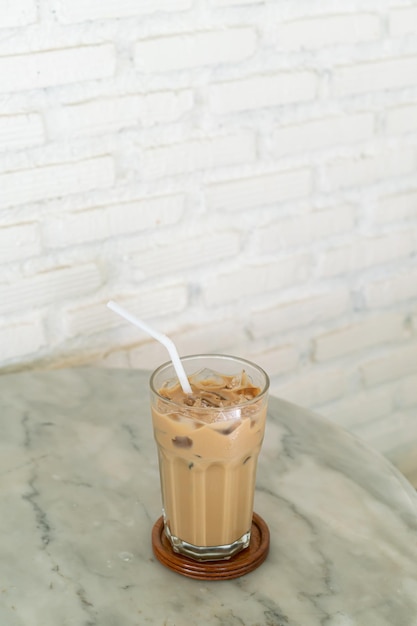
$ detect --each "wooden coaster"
[152,513,269,581]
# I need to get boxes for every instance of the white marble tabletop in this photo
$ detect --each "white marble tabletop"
[1,367,417,626]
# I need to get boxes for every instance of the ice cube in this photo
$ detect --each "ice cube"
[172,436,193,448]
[188,368,226,389]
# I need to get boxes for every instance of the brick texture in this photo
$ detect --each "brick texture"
[42,194,185,247]
[271,113,374,158]
[0,0,416,484]
[210,0,260,5]
[278,13,381,50]
[0,113,44,151]
[142,132,256,179]
[319,387,394,429]
[324,148,416,191]
[209,71,318,114]
[389,6,417,37]
[56,0,192,23]
[376,190,417,224]
[130,230,240,279]
[273,367,347,408]
[0,156,115,208]
[385,103,417,135]
[134,28,257,72]
[128,319,247,370]
[0,317,45,363]
[48,91,194,138]
[63,283,188,338]
[254,206,355,251]
[0,0,37,28]
[0,264,103,316]
[364,269,417,308]
[251,290,351,339]
[203,255,312,306]
[205,169,312,211]
[333,56,417,97]
[0,222,41,263]
[313,313,406,361]
[319,230,415,277]
[397,375,417,409]
[361,344,417,387]
[0,45,115,93]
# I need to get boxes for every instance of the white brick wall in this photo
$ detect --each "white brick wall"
[42,194,185,247]
[313,313,406,361]
[0,45,115,93]
[0,264,103,316]
[1,0,417,485]
[209,71,318,114]
[324,148,416,191]
[318,230,416,277]
[130,230,240,279]
[47,91,194,138]
[210,0,258,5]
[205,168,313,211]
[128,319,247,371]
[364,269,417,308]
[134,28,257,72]
[376,189,417,223]
[254,206,355,251]
[277,13,382,50]
[0,113,45,151]
[0,222,41,263]
[250,289,351,339]
[0,156,115,208]
[0,316,45,362]
[56,0,192,23]
[398,374,417,408]
[247,345,299,378]
[63,282,188,338]
[273,367,347,408]
[0,0,37,28]
[333,56,417,97]
[386,103,417,135]
[361,343,417,387]
[320,387,394,429]
[142,132,256,179]
[271,113,375,158]
[389,6,417,36]
[203,255,312,306]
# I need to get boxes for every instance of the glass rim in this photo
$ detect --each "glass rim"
[149,353,270,411]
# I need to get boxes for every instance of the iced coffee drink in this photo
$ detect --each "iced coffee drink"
[150,354,269,561]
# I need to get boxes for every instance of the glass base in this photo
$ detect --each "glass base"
[164,523,251,561]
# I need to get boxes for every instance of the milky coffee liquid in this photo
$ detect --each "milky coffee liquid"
[151,368,268,557]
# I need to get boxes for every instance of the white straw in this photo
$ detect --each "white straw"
[107,300,192,394]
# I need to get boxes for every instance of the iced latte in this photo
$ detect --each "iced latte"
[150,354,269,561]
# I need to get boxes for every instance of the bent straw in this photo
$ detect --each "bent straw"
[107,300,192,394]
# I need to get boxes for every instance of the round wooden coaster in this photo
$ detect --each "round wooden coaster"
[152,513,270,581]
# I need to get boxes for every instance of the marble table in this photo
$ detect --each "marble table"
[1,367,417,626]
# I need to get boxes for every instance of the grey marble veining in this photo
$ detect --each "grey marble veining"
[1,367,417,626]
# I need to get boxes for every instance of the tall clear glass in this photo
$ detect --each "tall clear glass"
[150,354,269,561]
